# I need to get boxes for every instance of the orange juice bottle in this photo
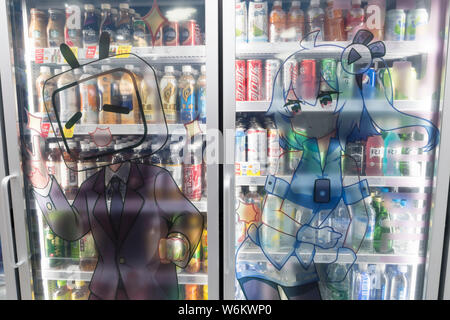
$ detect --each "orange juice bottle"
[325,0,346,41]
[269,1,286,43]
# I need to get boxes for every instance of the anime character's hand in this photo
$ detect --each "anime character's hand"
[296,224,342,249]
[158,235,189,264]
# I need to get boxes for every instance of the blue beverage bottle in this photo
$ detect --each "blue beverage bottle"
[179,65,197,124]
[383,131,401,176]
[197,65,207,123]
[100,3,116,44]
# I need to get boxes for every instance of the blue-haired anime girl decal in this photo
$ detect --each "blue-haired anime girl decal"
[235,30,439,300]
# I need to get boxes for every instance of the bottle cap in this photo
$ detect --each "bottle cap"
[61,66,71,72]
[119,3,129,9]
[129,9,135,15]
[249,186,258,192]
[170,143,180,151]
[274,1,283,6]
[48,142,59,149]
[101,65,112,72]
[400,199,407,207]
[56,280,67,287]
[353,0,362,5]
[84,4,95,11]
[381,187,389,193]
[398,265,408,273]
[101,3,111,10]
[67,141,78,148]
[75,281,85,288]
[114,143,123,150]
[125,64,134,70]
[292,1,301,6]
[54,69,61,75]
[201,65,206,73]
[182,65,192,73]
[111,8,118,14]
[311,0,320,6]
[165,66,174,73]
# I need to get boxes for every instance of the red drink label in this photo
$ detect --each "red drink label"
[35,48,44,64]
[183,164,202,201]
[235,60,246,101]
[247,60,263,101]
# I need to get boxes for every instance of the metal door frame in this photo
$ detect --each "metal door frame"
[0,0,221,300]
[220,0,450,300]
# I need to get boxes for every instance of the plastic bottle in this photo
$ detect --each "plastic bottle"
[362,197,376,253]
[246,117,267,175]
[46,142,62,181]
[100,3,116,45]
[346,0,365,41]
[60,140,79,200]
[324,0,346,41]
[248,0,269,43]
[77,141,95,186]
[365,135,384,176]
[179,65,197,124]
[36,66,54,114]
[353,263,371,300]
[374,196,393,253]
[306,0,325,40]
[47,8,65,47]
[116,3,133,46]
[71,281,89,300]
[235,187,247,246]
[119,64,140,124]
[373,264,389,300]
[53,280,70,300]
[58,65,79,122]
[390,265,409,300]
[284,1,304,42]
[160,66,178,124]
[383,131,401,176]
[164,143,183,191]
[269,1,286,43]
[97,65,117,125]
[245,186,262,225]
[80,66,99,124]
[261,192,282,251]
[82,4,99,47]
[197,65,207,124]
[133,13,148,47]
[326,263,351,300]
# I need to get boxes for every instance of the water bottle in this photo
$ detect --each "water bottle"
[326,263,351,300]
[353,264,372,300]
[389,265,409,300]
[373,264,389,300]
[368,264,377,299]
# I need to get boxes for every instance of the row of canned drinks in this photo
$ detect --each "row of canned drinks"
[35,63,206,125]
[237,0,429,43]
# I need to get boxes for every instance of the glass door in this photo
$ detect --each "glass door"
[0,0,218,300]
[224,0,450,300]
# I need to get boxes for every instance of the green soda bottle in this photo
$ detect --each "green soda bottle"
[373,200,393,253]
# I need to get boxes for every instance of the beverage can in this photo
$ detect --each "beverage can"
[201,227,208,273]
[65,5,82,47]
[203,285,208,300]
[236,1,248,42]
[269,1,286,43]
[80,232,97,271]
[265,59,281,101]
[179,65,197,123]
[248,0,268,42]
[385,9,406,41]
[163,21,179,46]
[406,8,428,41]
[247,60,263,101]
[180,20,199,46]
[183,144,202,201]
[299,59,317,101]
[320,58,337,98]
[235,60,247,101]
[44,225,64,268]
[363,68,377,99]
[283,58,298,101]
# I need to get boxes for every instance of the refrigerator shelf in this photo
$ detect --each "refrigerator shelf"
[237,248,425,265]
[236,41,429,60]
[235,100,437,113]
[235,175,433,188]
[25,123,207,137]
[29,45,207,65]
[40,267,208,285]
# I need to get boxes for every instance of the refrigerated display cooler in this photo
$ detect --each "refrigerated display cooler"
[222,0,450,300]
[0,0,219,300]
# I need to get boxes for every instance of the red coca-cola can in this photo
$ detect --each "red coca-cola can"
[283,59,299,101]
[247,60,263,101]
[180,20,198,46]
[235,60,247,101]
[299,59,317,100]
[163,21,179,46]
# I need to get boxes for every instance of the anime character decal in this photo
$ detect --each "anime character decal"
[26,32,204,300]
[235,30,439,300]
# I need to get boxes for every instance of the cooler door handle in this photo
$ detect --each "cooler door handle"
[1,174,26,268]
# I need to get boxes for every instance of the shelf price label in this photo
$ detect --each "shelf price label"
[85,46,97,59]
[116,45,132,58]
[35,48,44,64]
